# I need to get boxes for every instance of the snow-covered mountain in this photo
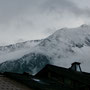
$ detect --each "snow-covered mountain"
[0,40,41,53]
[0,40,41,63]
[0,24,90,74]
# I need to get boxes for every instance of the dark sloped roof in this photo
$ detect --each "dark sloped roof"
[35,64,90,85]
[2,64,90,90]
[0,74,32,90]
[3,72,73,90]
[71,62,81,65]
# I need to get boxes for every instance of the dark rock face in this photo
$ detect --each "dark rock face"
[0,53,50,75]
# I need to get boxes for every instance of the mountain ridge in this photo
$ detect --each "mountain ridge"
[0,24,90,74]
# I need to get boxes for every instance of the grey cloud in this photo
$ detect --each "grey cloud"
[0,0,90,45]
[41,0,90,17]
[0,0,89,24]
[0,0,41,23]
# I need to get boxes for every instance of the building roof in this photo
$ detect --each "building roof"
[0,75,32,90]
[35,64,90,85]
[71,62,81,65]
[3,72,72,90]
[1,64,90,90]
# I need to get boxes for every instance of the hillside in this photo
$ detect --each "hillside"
[0,24,90,74]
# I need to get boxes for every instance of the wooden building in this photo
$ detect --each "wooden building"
[2,62,90,90]
[35,62,90,90]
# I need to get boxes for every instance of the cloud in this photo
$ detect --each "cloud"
[41,0,90,17]
[0,0,89,26]
[0,0,35,23]
[0,0,90,45]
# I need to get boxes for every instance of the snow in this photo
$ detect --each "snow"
[0,40,41,63]
[34,24,90,72]
[0,24,90,73]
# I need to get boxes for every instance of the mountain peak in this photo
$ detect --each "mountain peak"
[1,25,90,74]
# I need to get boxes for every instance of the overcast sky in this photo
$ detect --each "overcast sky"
[0,0,90,45]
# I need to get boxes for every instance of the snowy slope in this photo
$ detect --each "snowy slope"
[0,24,90,74]
[36,24,90,72]
[0,40,41,63]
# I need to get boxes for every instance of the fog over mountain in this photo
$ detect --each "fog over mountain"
[0,0,90,45]
[0,25,90,75]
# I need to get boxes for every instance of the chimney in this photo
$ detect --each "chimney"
[70,62,82,72]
